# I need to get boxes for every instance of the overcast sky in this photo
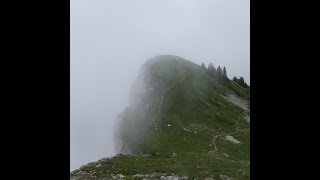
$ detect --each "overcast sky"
[70,0,250,171]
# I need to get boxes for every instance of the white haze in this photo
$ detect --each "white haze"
[70,0,250,171]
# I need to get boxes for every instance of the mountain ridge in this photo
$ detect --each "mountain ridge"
[71,55,250,179]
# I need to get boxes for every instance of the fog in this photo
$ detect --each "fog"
[70,0,250,171]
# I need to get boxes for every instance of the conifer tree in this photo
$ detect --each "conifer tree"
[201,62,206,70]
[217,66,222,76]
[223,66,227,77]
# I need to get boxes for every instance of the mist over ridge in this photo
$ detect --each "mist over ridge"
[71,0,249,173]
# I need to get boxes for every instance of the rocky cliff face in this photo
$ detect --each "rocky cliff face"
[113,55,202,155]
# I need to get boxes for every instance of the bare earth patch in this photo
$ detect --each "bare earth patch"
[244,115,250,123]
[220,175,233,180]
[223,94,249,112]
[225,135,241,144]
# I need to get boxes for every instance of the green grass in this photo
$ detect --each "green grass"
[71,153,249,179]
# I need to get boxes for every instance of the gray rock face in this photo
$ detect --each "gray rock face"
[223,94,249,112]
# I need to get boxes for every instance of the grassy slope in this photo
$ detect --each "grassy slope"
[71,55,250,179]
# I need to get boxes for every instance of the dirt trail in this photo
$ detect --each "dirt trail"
[209,111,249,160]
